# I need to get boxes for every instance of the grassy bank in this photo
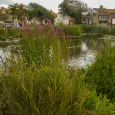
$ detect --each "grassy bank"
[1,20,115,114]
[80,25,109,34]
[0,28,20,41]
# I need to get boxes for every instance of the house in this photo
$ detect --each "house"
[0,7,40,27]
[0,7,19,26]
[69,17,76,25]
[0,7,11,24]
[82,8,100,24]
[54,13,75,25]
[83,5,115,29]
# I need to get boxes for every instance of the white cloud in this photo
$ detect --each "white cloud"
[0,0,13,5]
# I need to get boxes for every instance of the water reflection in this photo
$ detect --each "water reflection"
[68,35,105,69]
[0,47,11,70]
[0,35,112,70]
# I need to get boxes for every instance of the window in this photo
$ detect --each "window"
[99,15,108,20]
[93,12,97,15]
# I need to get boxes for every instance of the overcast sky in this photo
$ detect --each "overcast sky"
[0,0,115,13]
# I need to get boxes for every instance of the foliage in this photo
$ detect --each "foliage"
[20,19,69,67]
[1,53,115,114]
[86,40,115,102]
[27,3,55,24]
[110,26,115,35]
[80,25,109,34]
[1,33,115,114]
[8,3,28,22]
[0,28,5,35]
[7,28,20,38]
[0,13,9,22]
[0,28,20,41]
[1,20,115,114]
[58,0,89,24]
[56,24,82,36]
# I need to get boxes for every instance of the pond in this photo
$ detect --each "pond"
[0,35,113,70]
[68,34,106,69]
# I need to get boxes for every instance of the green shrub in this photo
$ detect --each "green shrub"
[56,25,82,36]
[8,28,20,38]
[111,26,115,35]
[86,40,115,102]
[0,28,5,35]
[80,25,108,34]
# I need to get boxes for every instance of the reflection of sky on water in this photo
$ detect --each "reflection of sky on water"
[68,42,97,69]
[0,47,11,70]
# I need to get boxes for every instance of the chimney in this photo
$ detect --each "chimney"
[100,5,103,11]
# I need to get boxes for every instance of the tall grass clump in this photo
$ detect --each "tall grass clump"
[1,20,115,114]
[0,28,9,41]
[1,55,115,114]
[81,25,108,34]
[20,19,70,67]
[86,40,115,103]
[0,28,5,35]
[111,26,115,35]
[7,28,20,38]
[56,24,82,36]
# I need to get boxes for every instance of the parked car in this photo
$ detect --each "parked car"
[3,25,12,30]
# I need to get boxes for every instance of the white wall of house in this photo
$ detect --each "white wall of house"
[13,18,19,26]
[0,18,4,24]
[63,20,69,25]
[112,19,115,24]
[54,14,70,25]
[54,14,63,25]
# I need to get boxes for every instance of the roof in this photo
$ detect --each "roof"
[61,15,71,20]
[0,7,9,14]
[83,15,95,20]
[4,8,9,14]
[105,9,115,14]
[50,10,57,18]
[93,8,100,12]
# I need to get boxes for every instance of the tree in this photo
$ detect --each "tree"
[0,13,9,22]
[27,3,55,24]
[8,3,28,22]
[58,0,88,24]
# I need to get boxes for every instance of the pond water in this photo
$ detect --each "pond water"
[68,35,105,69]
[0,35,112,70]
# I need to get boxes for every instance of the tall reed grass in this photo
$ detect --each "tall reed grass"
[1,20,115,114]
[111,26,115,35]
[55,25,82,36]
[80,25,109,34]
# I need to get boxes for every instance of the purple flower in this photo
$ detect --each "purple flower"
[51,37,52,40]
[67,34,69,39]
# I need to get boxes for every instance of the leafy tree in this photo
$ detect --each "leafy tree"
[8,3,28,22]
[0,13,9,22]
[58,0,88,24]
[27,3,55,24]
